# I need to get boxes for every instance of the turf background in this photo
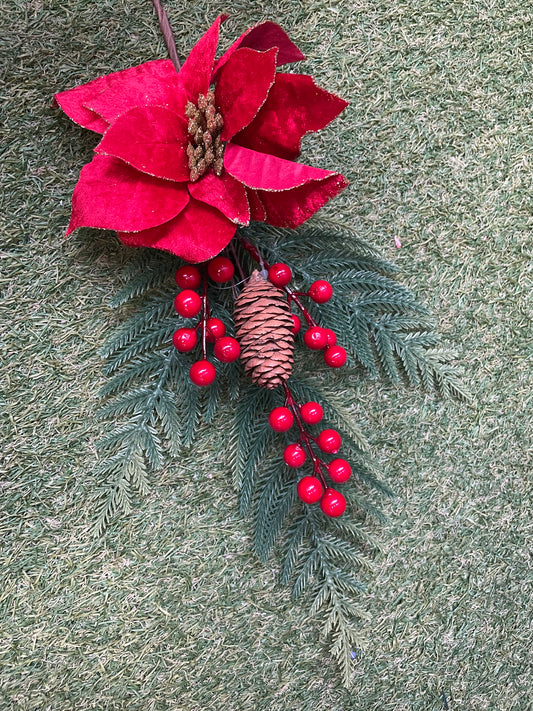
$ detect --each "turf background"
[1,1,531,709]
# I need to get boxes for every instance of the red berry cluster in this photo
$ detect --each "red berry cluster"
[173,259,240,386]
[268,384,352,517]
[266,262,347,368]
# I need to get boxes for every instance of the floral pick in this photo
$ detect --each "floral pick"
[55,15,349,263]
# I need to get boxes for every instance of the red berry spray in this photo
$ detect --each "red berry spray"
[207,257,235,283]
[327,458,352,483]
[304,327,327,350]
[283,443,307,468]
[175,265,201,290]
[308,280,333,304]
[213,336,240,363]
[297,476,324,504]
[174,290,202,318]
[300,401,324,425]
[189,359,216,386]
[290,314,302,335]
[268,263,292,287]
[320,488,346,517]
[205,317,226,342]
[268,407,294,432]
[172,328,198,353]
[324,345,347,368]
[316,429,342,454]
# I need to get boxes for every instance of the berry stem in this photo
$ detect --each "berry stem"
[237,235,318,327]
[201,271,209,359]
[286,292,318,328]
[282,382,327,488]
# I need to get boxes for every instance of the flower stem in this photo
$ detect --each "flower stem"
[150,0,181,72]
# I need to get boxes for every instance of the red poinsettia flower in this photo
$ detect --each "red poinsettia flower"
[55,16,349,262]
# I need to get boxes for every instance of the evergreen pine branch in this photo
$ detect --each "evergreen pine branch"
[254,458,297,562]
[93,260,234,533]
[283,505,374,686]
[109,250,179,307]
[155,387,183,456]
[280,512,310,585]
[102,312,176,374]
[239,417,276,516]
[242,220,469,402]
[240,220,383,260]
[99,297,175,360]
[99,351,168,397]
[90,217,469,685]
[179,375,202,447]
[230,385,277,491]
[93,349,177,535]
[327,269,423,300]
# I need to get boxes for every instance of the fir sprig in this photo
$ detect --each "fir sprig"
[241,221,470,401]
[283,506,375,685]
[93,220,468,684]
[231,377,388,684]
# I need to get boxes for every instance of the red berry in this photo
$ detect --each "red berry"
[175,265,201,290]
[205,317,226,342]
[297,476,324,504]
[308,280,333,303]
[323,328,337,346]
[316,429,342,454]
[174,290,202,318]
[320,488,346,517]
[328,458,352,483]
[189,359,216,386]
[283,443,307,468]
[172,328,198,353]
[300,401,324,425]
[214,336,240,363]
[268,407,294,432]
[207,256,234,283]
[324,345,347,368]
[268,263,292,287]
[290,314,302,335]
[304,327,327,350]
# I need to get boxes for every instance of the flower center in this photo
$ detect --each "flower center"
[185,91,225,182]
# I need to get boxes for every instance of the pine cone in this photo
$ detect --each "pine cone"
[234,270,294,389]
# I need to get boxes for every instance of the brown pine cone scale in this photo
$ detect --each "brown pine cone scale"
[234,270,295,389]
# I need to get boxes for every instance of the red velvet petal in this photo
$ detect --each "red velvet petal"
[215,47,278,141]
[66,155,189,235]
[188,172,250,224]
[258,174,349,228]
[118,198,236,262]
[178,14,227,102]
[83,60,186,126]
[232,73,349,160]
[246,189,266,221]
[54,75,110,133]
[224,143,342,191]
[213,21,304,79]
[95,106,189,182]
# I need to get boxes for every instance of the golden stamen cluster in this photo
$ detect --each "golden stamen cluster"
[185,91,225,182]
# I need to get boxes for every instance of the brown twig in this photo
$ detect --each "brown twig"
[150,0,180,72]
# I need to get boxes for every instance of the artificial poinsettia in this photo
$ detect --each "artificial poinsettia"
[55,16,349,262]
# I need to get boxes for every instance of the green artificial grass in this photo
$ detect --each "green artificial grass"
[1,0,531,709]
